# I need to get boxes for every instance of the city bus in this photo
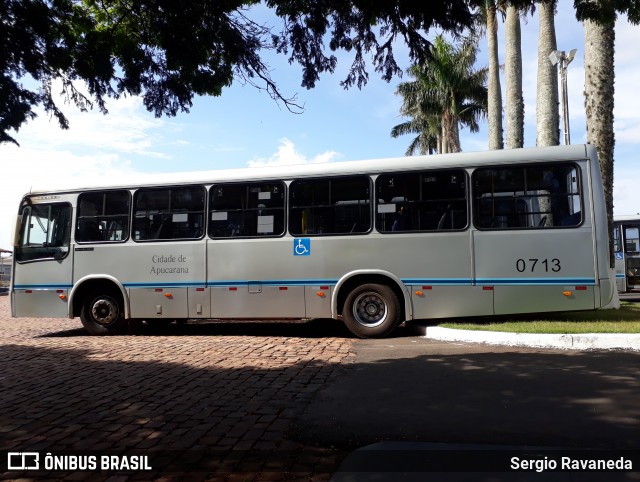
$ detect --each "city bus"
[10,144,615,338]
[613,215,640,292]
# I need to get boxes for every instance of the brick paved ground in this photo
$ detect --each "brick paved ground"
[0,295,356,481]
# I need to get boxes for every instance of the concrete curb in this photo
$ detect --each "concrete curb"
[413,325,640,351]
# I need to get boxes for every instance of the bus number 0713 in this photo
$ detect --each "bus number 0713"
[516,258,561,273]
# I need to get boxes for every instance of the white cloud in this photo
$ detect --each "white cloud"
[247,138,340,167]
[0,92,162,250]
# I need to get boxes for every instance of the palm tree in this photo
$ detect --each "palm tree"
[485,1,504,150]
[576,0,640,267]
[536,0,559,146]
[391,35,488,155]
[390,104,441,156]
[584,14,615,266]
[505,4,524,148]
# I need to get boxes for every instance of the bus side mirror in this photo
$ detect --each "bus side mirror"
[54,247,68,260]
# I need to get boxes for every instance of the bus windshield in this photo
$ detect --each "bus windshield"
[16,203,72,262]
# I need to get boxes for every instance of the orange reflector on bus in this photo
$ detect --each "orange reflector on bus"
[415,290,424,296]
[58,294,67,300]
[164,293,172,298]
[563,291,573,297]
[316,291,326,297]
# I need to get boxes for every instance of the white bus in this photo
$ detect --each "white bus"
[11,144,614,338]
[613,215,640,292]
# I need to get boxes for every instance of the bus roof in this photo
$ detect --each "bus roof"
[26,144,595,195]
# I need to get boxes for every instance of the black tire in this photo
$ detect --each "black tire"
[80,290,127,335]
[342,283,402,338]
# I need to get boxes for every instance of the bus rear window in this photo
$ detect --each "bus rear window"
[473,164,582,229]
[16,203,72,262]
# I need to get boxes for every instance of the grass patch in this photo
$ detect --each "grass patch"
[438,302,640,334]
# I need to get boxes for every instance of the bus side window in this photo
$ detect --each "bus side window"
[133,186,205,241]
[209,182,285,239]
[76,190,130,243]
[376,169,467,233]
[289,176,370,236]
[473,164,581,230]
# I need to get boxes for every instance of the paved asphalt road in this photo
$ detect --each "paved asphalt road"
[1,295,639,481]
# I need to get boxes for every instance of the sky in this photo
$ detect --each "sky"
[1,2,639,251]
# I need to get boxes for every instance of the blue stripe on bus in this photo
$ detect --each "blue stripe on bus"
[13,284,73,290]
[124,281,208,288]
[206,279,339,287]
[475,278,596,285]
[15,277,597,290]
[402,278,471,285]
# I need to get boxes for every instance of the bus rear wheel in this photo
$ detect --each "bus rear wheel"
[80,291,127,335]
[343,283,401,338]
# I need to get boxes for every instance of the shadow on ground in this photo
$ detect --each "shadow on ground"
[36,317,423,339]
[293,346,640,451]
[2,325,640,480]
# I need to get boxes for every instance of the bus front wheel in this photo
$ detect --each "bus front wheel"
[80,291,127,335]
[343,283,401,338]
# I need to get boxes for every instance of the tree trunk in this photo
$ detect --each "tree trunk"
[505,5,524,149]
[584,17,615,267]
[487,4,504,149]
[536,1,559,146]
[441,121,449,154]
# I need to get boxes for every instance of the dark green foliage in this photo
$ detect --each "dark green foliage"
[1,0,630,145]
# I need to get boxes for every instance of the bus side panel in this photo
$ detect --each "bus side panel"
[586,145,616,305]
[12,289,70,318]
[73,242,206,319]
[493,285,594,315]
[210,285,306,318]
[207,233,473,320]
[410,285,493,319]
[12,252,73,319]
[128,287,189,319]
[208,238,307,318]
[473,228,597,315]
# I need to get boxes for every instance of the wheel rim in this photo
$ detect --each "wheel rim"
[352,291,387,327]
[91,296,119,326]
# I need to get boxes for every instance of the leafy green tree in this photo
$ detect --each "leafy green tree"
[1,0,484,145]
[391,36,488,154]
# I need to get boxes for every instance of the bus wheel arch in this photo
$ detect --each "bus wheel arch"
[71,277,129,335]
[334,272,409,338]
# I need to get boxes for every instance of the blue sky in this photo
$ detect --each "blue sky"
[1,2,639,250]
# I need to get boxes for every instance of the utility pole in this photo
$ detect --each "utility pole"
[549,49,577,145]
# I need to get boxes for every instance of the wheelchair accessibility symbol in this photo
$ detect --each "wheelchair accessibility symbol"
[294,238,311,256]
